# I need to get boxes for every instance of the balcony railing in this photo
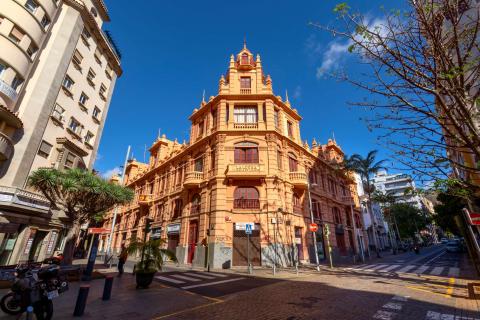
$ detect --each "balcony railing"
[0,80,18,102]
[184,171,203,187]
[233,122,258,129]
[0,132,13,161]
[289,172,308,188]
[138,194,153,205]
[0,186,50,212]
[234,199,260,209]
[240,88,251,94]
[226,163,266,178]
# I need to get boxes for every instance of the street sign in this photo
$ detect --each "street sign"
[87,228,110,234]
[463,208,480,226]
[235,222,255,231]
[245,223,253,235]
[309,223,318,232]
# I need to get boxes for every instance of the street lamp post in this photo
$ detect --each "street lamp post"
[105,145,131,267]
[307,182,320,272]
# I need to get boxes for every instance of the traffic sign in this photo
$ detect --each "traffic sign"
[245,223,253,234]
[463,208,480,226]
[88,228,110,234]
[309,223,318,232]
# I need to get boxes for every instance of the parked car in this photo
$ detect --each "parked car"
[440,238,448,244]
[446,240,462,253]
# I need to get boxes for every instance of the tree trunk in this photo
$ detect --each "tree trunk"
[62,222,81,265]
[366,177,381,258]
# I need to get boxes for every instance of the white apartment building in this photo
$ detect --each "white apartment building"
[373,170,424,210]
[0,0,121,265]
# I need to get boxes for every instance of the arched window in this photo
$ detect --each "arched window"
[345,207,352,227]
[234,141,258,163]
[293,193,302,213]
[241,53,249,64]
[333,207,342,224]
[288,153,298,172]
[234,187,259,209]
[191,194,201,214]
[312,199,321,219]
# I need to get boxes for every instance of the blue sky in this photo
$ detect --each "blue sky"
[96,0,403,178]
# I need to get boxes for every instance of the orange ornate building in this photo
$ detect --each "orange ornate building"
[101,45,367,268]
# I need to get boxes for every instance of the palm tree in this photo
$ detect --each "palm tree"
[29,168,134,264]
[127,238,177,273]
[343,150,387,258]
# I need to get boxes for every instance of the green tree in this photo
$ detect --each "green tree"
[389,203,428,239]
[127,238,177,273]
[343,150,387,257]
[28,168,134,264]
[433,192,465,236]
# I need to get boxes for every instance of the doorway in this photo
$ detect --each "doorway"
[187,220,198,264]
[232,223,261,266]
[29,231,48,262]
[294,227,304,261]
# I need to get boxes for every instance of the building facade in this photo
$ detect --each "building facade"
[373,170,425,210]
[0,0,121,265]
[102,45,366,269]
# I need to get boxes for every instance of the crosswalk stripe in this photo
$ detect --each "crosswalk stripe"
[181,277,244,290]
[365,264,388,271]
[185,272,216,279]
[196,271,228,278]
[170,274,202,282]
[447,267,459,277]
[155,275,185,284]
[413,266,429,274]
[396,265,416,273]
[429,267,444,276]
[379,265,400,272]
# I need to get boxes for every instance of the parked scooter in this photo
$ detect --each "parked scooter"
[0,262,68,319]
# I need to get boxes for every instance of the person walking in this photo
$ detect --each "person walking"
[117,243,128,277]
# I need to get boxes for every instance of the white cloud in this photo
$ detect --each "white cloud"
[101,167,121,179]
[315,17,388,78]
[293,85,302,99]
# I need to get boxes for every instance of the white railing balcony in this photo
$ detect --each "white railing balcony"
[226,163,266,179]
[0,186,50,213]
[0,80,18,103]
[240,88,251,94]
[0,132,13,161]
[289,172,308,188]
[184,171,204,187]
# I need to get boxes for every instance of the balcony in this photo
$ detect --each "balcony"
[0,80,18,104]
[138,194,153,206]
[341,196,355,206]
[0,186,50,213]
[233,122,258,129]
[0,132,14,161]
[233,199,260,209]
[184,171,204,188]
[226,163,266,179]
[240,88,251,94]
[289,172,308,188]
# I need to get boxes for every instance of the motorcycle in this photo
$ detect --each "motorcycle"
[0,262,68,318]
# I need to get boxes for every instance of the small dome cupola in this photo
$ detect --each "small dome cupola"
[236,40,255,70]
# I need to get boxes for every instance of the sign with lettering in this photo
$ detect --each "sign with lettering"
[235,222,255,231]
[167,223,181,234]
[151,227,162,239]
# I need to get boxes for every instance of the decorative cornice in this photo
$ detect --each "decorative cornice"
[91,0,110,22]
[56,137,89,157]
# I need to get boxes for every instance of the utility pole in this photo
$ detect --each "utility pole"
[105,145,131,267]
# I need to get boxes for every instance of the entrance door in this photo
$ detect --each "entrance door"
[294,227,303,261]
[348,230,355,254]
[232,223,261,266]
[187,220,198,264]
[337,233,347,256]
[29,231,48,262]
[167,234,179,253]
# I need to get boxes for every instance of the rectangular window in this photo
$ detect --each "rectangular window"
[262,104,266,122]
[277,151,282,170]
[198,121,204,138]
[274,109,279,128]
[11,77,23,90]
[99,83,106,99]
[25,0,38,13]
[234,147,259,164]
[210,149,216,170]
[79,92,88,105]
[9,27,24,43]
[27,43,38,58]
[289,156,298,172]
[85,131,94,144]
[92,106,101,119]
[38,140,52,158]
[41,15,50,28]
[287,121,293,138]
[94,48,102,65]
[82,28,91,39]
[105,63,113,79]
[234,106,257,123]
[194,157,203,172]
[52,103,64,121]
[68,118,82,135]
[226,104,229,123]
[62,75,74,90]
[87,68,96,85]
[64,152,76,169]
[72,49,83,67]
[211,110,217,129]
[240,77,251,89]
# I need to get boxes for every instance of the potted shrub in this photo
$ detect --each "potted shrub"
[127,238,177,289]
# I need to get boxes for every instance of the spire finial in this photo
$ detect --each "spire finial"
[243,36,247,49]
[285,90,289,103]
[332,131,336,143]
[202,89,206,103]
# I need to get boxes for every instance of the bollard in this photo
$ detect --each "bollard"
[102,276,114,301]
[73,285,90,317]
[26,306,34,320]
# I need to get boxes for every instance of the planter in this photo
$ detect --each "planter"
[135,271,156,289]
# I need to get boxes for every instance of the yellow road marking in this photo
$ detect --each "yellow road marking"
[406,286,451,298]
[445,277,455,298]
